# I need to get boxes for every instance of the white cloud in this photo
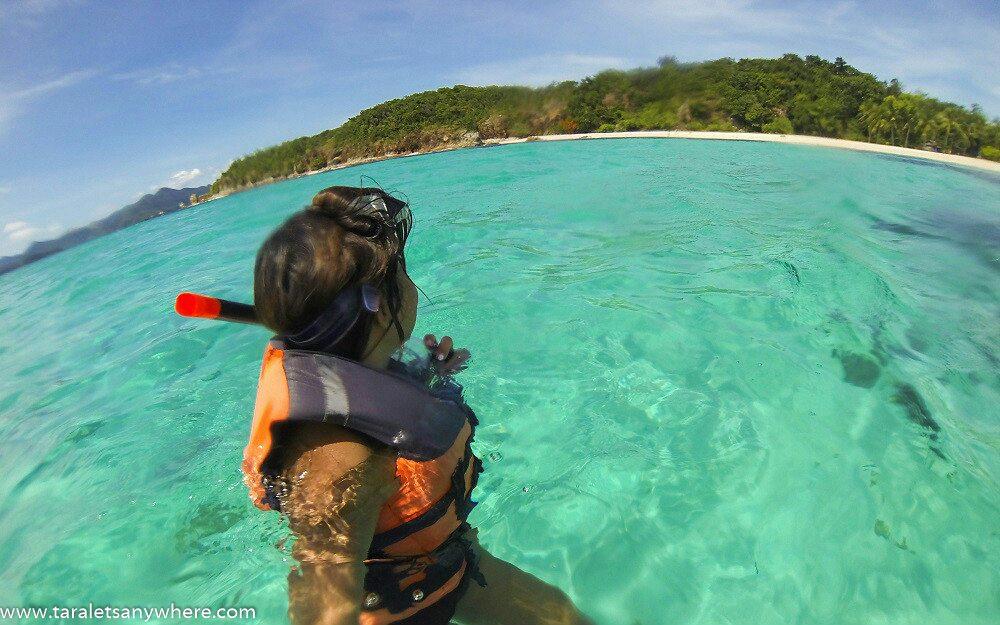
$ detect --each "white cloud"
[149,167,212,191]
[0,69,95,137]
[0,0,82,23]
[168,168,203,186]
[457,54,634,87]
[5,70,94,100]
[112,64,204,86]
[3,220,61,243]
[111,60,245,87]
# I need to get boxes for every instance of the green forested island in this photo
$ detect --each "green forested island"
[211,54,1000,194]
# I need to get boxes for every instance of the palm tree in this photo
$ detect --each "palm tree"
[859,100,890,143]
[880,96,901,144]
[925,111,968,153]
[888,94,922,147]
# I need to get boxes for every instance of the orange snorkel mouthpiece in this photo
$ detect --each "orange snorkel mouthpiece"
[175,292,259,325]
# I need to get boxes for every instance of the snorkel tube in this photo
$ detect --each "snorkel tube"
[174,284,382,358]
[175,292,259,324]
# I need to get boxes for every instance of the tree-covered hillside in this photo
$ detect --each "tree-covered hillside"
[212,54,1000,193]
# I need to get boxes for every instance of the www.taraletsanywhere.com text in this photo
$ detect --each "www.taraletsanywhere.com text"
[0,603,256,620]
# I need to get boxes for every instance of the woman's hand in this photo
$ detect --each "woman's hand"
[423,334,471,375]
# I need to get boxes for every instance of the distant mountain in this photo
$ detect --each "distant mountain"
[0,185,209,276]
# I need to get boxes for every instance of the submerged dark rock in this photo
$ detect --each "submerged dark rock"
[892,383,941,433]
[776,259,801,284]
[833,350,881,388]
[921,211,1000,275]
[870,217,942,239]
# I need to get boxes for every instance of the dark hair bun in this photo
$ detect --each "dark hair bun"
[310,186,384,238]
[254,185,405,335]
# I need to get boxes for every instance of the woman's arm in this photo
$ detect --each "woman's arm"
[276,422,397,625]
[453,533,595,625]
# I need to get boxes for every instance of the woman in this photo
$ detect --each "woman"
[244,186,593,625]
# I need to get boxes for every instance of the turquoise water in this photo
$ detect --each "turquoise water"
[1,139,998,624]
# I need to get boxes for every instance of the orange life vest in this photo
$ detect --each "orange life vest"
[242,341,483,622]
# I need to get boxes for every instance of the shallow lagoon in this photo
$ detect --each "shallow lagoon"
[0,139,997,624]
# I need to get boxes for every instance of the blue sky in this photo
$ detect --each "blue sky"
[1,0,997,255]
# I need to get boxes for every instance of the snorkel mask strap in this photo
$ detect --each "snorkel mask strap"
[344,190,410,344]
[281,283,382,356]
[346,192,410,240]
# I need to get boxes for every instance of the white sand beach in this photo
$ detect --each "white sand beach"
[197,130,1000,204]
[510,131,1000,174]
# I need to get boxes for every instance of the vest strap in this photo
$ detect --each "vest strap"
[277,341,468,461]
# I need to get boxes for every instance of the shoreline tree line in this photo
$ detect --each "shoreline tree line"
[211,54,1000,194]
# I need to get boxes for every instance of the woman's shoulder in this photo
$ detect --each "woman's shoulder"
[276,422,397,490]
[277,422,398,562]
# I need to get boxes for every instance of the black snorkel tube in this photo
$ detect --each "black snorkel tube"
[174,292,259,324]
[175,284,382,357]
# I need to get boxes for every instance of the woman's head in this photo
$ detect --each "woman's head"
[253,186,417,361]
